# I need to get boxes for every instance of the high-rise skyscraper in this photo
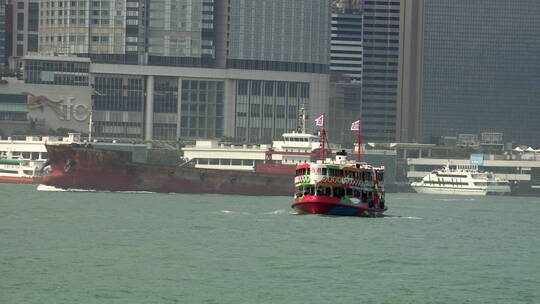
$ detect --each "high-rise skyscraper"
[418,0,540,145]
[226,0,329,74]
[360,0,401,143]
[330,1,363,82]
[0,0,6,65]
[8,0,39,60]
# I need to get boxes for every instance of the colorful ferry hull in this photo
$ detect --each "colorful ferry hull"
[42,144,293,196]
[292,196,386,216]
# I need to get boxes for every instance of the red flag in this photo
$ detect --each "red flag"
[314,114,324,127]
[351,120,361,131]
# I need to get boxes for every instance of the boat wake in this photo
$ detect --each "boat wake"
[36,184,156,194]
[265,209,289,215]
[383,215,423,220]
[434,198,477,202]
[36,184,95,192]
[218,210,250,215]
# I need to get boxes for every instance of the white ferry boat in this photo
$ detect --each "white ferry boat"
[411,164,511,195]
[0,133,81,183]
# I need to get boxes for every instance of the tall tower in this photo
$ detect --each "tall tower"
[9,0,39,59]
[146,0,216,67]
[0,0,6,64]
[361,0,401,142]
[420,0,540,145]
[330,7,363,82]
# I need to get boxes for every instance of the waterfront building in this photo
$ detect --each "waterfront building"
[1,53,328,143]
[0,56,92,135]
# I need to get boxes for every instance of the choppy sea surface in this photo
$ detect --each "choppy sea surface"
[1,183,539,304]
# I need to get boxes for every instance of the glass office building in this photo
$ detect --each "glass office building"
[361,0,400,142]
[147,0,215,67]
[0,0,6,64]
[235,80,310,143]
[421,0,540,145]
[226,0,329,73]
[330,11,363,82]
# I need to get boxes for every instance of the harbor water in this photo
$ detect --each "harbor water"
[1,183,539,304]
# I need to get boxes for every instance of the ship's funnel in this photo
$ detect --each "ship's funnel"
[335,150,347,162]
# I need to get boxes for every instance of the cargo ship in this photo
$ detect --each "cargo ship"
[41,143,293,196]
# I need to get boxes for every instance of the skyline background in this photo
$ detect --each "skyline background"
[0,0,539,147]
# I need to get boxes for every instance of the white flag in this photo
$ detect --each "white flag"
[314,114,324,127]
[351,120,361,131]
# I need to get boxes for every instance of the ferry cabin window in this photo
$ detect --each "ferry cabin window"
[303,185,315,196]
[353,189,361,197]
[322,168,327,176]
[333,187,344,198]
[316,185,331,196]
[295,186,303,197]
[346,188,353,196]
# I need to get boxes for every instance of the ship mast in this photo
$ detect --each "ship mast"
[321,116,326,163]
[319,113,331,163]
[357,120,362,162]
[298,104,307,134]
[88,109,93,143]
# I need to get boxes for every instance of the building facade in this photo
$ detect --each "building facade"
[420,0,540,146]
[9,0,39,58]
[89,63,327,143]
[0,0,6,64]
[2,0,331,144]
[226,0,329,74]
[0,55,329,143]
[330,8,363,82]
[360,0,401,143]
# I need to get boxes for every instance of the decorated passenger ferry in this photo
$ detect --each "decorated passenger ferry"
[291,117,387,217]
[291,151,386,216]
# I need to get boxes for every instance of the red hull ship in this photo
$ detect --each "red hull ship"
[42,144,293,196]
[0,176,42,183]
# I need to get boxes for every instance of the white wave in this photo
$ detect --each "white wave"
[36,184,95,192]
[434,198,477,202]
[265,209,287,215]
[36,184,155,194]
[384,215,423,220]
